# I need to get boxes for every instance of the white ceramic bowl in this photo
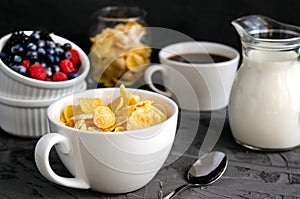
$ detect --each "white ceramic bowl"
[35,88,179,193]
[0,31,90,100]
[0,81,87,138]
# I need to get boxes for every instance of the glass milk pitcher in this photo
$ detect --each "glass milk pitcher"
[228,15,300,151]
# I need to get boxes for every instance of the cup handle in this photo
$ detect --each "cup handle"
[34,133,90,189]
[144,64,172,97]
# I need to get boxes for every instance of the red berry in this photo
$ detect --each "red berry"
[69,49,81,68]
[29,64,47,80]
[60,59,75,74]
[21,60,30,68]
[52,72,68,81]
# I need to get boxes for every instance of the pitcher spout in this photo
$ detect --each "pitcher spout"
[232,15,300,49]
[231,15,271,42]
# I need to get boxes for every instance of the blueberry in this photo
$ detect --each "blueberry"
[37,48,46,56]
[37,40,46,48]
[9,63,17,69]
[26,51,38,57]
[6,55,14,64]
[40,61,47,67]
[46,40,56,49]
[27,43,37,51]
[52,64,60,73]
[67,71,78,79]
[55,47,64,55]
[55,43,61,48]
[39,31,53,41]
[30,55,39,63]
[11,44,24,54]
[32,61,39,64]
[63,43,72,51]
[0,52,7,59]
[54,56,60,63]
[47,48,55,55]
[46,67,52,77]
[46,54,55,64]
[30,31,41,41]
[11,65,18,72]
[13,55,22,64]
[64,51,71,59]
[15,65,27,75]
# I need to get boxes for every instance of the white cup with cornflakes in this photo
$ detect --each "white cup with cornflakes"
[34,87,178,193]
[145,41,240,111]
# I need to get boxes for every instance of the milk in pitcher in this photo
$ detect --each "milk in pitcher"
[228,50,300,150]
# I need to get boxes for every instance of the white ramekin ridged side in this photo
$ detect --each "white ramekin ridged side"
[0,95,52,137]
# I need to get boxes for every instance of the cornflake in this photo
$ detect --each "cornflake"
[60,85,168,132]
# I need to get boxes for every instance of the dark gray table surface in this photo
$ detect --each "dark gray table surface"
[0,109,300,199]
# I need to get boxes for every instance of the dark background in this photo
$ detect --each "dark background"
[0,0,298,55]
[0,2,299,198]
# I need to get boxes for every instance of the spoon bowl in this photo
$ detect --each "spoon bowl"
[163,151,228,199]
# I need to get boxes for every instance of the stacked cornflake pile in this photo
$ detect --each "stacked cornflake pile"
[60,84,167,132]
[89,22,151,87]
[0,31,81,81]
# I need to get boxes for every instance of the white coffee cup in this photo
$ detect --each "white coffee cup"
[34,88,178,193]
[144,41,240,111]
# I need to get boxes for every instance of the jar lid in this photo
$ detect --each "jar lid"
[96,6,146,22]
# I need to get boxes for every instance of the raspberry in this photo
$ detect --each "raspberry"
[52,72,68,81]
[60,59,75,74]
[69,49,81,68]
[21,60,30,68]
[28,64,47,80]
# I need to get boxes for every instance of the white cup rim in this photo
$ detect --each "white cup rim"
[47,88,179,135]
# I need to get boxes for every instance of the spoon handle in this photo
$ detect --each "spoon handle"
[163,183,193,199]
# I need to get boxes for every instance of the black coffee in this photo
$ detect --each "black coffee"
[168,53,230,64]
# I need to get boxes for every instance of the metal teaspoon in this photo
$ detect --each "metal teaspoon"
[163,151,228,199]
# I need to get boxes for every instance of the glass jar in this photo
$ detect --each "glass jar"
[88,6,151,88]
